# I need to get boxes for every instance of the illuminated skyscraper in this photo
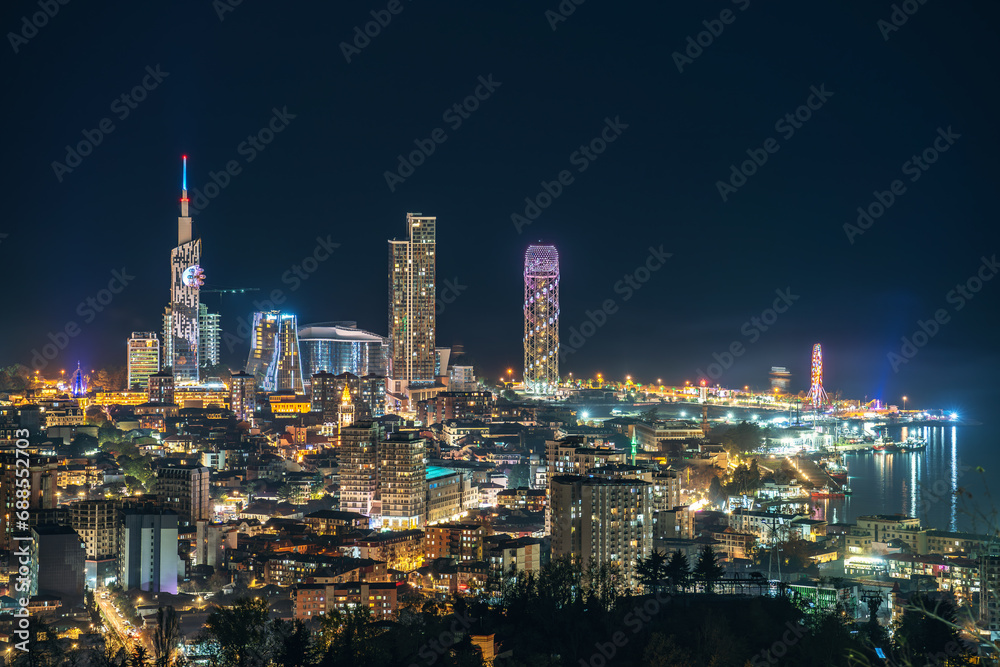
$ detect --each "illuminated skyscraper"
[164,156,204,382]
[389,213,436,388]
[228,370,256,422]
[265,313,305,393]
[246,311,280,386]
[127,332,160,390]
[198,304,221,368]
[524,245,559,394]
[340,421,382,516]
[379,428,427,530]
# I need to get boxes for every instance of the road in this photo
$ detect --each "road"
[96,593,152,655]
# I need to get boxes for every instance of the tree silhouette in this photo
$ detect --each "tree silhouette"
[664,550,690,593]
[152,606,180,667]
[636,549,668,594]
[693,545,723,593]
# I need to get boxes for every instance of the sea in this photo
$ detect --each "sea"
[579,403,999,536]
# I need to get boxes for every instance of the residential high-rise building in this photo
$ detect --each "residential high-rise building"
[524,245,559,395]
[265,313,305,393]
[0,454,57,550]
[388,213,436,388]
[127,332,161,390]
[69,500,119,560]
[448,365,476,392]
[229,370,256,422]
[199,303,222,368]
[340,421,382,517]
[246,310,280,385]
[118,508,179,594]
[153,465,211,525]
[298,322,389,379]
[550,475,652,590]
[164,156,203,383]
[30,525,85,600]
[312,372,386,423]
[147,370,175,404]
[380,428,427,530]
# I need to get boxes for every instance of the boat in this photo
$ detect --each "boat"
[811,486,846,499]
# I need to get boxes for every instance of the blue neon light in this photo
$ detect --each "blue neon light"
[182,155,187,191]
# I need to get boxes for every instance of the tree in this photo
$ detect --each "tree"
[893,593,967,666]
[129,646,150,667]
[642,633,694,667]
[692,545,723,593]
[664,549,690,592]
[152,606,180,667]
[636,549,668,594]
[98,421,123,446]
[708,476,726,506]
[640,407,659,423]
[201,597,271,667]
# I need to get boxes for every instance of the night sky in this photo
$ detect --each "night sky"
[3,1,1000,414]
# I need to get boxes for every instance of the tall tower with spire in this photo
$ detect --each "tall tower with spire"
[163,156,204,383]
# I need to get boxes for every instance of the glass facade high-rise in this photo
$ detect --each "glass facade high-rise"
[298,322,388,379]
[389,213,436,387]
[246,310,280,386]
[127,332,160,390]
[198,304,221,368]
[265,313,305,393]
[524,245,560,394]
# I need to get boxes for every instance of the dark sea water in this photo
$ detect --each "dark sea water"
[814,424,999,534]
[579,402,999,534]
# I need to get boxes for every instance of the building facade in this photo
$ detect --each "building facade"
[229,370,256,422]
[523,245,559,395]
[127,332,160,390]
[550,475,652,589]
[164,156,202,383]
[118,509,179,594]
[388,213,436,387]
[298,322,388,379]
[154,465,211,525]
[380,429,427,530]
[246,310,280,386]
[69,500,119,560]
[340,422,381,517]
[266,313,305,393]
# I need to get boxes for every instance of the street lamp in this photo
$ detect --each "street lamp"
[902,396,907,412]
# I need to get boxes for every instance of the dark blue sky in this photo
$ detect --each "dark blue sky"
[3,1,999,414]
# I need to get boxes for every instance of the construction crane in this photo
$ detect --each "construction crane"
[200,287,260,316]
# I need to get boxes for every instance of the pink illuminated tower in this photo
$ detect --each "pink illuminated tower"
[524,245,559,394]
[807,343,829,408]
